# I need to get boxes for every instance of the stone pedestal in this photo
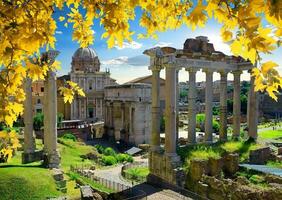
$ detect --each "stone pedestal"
[148,151,183,186]
[22,150,43,164]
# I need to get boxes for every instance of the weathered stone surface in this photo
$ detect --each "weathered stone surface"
[189,159,208,182]
[56,180,66,188]
[93,192,103,200]
[80,185,93,200]
[236,176,249,185]
[223,153,239,176]
[195,181,208,198]
[265,174,282,184]
[52,168,64,181]
[208,157,222,177]
[249,147,271,164]
[22,150,43,164]
[183,36,215,54]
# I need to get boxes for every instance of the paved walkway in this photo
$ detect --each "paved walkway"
[129,183,194,200]
[94,164,131,186]
[240,164,282,177]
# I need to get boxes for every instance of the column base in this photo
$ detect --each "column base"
[44,150,61,169]
[22,150,43,164]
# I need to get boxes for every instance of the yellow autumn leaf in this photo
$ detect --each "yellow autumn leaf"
[261,61,278,76]
[59,16,65,21]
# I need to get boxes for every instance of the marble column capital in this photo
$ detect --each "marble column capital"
[202,68,214,74]
[218,70,229,77]
[185,67,199,73]
[150,65,163,72]
[232,70,242,76]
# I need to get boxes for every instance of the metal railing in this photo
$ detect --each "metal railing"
[70,165,148,199]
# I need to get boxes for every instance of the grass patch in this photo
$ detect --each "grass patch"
[125,167,149,178]
[0,138,100,200]
[0,151,62,200]
[178,138,264,170]
[68,171,114,194]
[58,138,97,170]
[267,161,282,169]
[236,168,269,188]
[258,130,282,140]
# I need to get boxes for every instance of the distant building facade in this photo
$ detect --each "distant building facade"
[104,83,151,145]
[70,47,116,122]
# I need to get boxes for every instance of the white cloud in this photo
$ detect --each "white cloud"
[114,41,143,50]
[55,31,63,34]
[101,55,149,67]
[101,56,129,65]
[153,41,173,47]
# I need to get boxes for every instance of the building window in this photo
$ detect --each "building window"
[36,109,42,113]
[88,107,94,118]
[37,99,41,104]
[41,87,44,92]
[89,80,93,90]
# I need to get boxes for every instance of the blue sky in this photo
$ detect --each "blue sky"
[53,8,282,84]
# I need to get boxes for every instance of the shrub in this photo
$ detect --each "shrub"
[104,147,116,156]
[249,175,265,184]
[196,113,220,133]
[101,155,117,166]
[95,145,105,154]
[33,112,44,131]
[116,153,134,163]
[116,153,128,162]
[62,132,77,141]
[212,119,220,133]
[126,154,134,163]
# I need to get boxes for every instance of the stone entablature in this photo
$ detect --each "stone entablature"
[104,83,151,145]
[104,83,151,103]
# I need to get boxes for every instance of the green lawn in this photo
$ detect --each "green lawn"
[0,138,98,200]
[124,167,149,178]
[258,130,282,140]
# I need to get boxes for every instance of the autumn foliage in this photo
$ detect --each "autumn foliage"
[0,0,281,160]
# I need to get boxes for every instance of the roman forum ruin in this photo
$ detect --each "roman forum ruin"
[22,50,60,168]
[144,36,257,185]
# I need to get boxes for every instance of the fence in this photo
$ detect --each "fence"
[121,162,149,183]
[70,164,131,192]
[70,164,148,199]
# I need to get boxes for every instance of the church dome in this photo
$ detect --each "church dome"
[71,47,100,73]
[73,47,98,59]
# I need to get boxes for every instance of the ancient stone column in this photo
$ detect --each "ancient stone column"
[219,70,228,142]
[176,69,179,144]
[151,66,161,151]
[204,69,213,142]
[23,78,36,154]
[43,78,50,153]
[232,70,242,139]
[187,68,198,144]
[247,72,258,139]
[45,70,60,168]
[165,64,177,155]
